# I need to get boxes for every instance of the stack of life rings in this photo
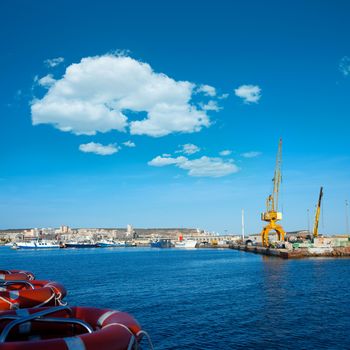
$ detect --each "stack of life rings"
[0,269,153,349]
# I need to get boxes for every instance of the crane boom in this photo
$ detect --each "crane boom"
[313,187,323,238]
[272,138,282,211]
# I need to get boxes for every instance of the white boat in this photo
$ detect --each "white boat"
[13,239,60,249]
[174,239,197,248]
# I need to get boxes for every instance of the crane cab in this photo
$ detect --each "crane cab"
[261,211,282,222]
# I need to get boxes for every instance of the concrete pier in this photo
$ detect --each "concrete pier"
[230,244,350,259]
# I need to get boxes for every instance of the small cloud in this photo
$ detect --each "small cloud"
[177,143,200,155]
[234,84,261,104]
[44,57,64,68]
[339,56,350,76]
[38,74,56,88]
[200,100,222,111]
[148,155,239,177]
[79,142,120,155]
[196,84,216,97]
[14,90,22,100]
[241,151,261,158]
[219,150,232,156]
[148,155,187,167]
[218,93,229,99]
[123,140,136,147]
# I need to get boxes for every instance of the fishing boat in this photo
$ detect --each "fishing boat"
[64,241,97,248]
[150,239,173,248]
[12,239,60,249]
[96,239,117,247]
[96,240,129,247]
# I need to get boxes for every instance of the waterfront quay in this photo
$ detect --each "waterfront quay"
[2,226,350,257]
[231,242,350,259]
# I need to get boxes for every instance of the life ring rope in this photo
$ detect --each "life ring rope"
[0,296,14,309]
[0,281,67,310]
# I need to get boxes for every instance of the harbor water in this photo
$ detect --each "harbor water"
[2,247,350,349]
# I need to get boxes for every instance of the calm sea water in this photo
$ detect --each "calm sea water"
[2,247,350,349]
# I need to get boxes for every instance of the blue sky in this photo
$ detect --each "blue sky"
[1,0,349,234]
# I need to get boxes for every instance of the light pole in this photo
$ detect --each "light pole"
[307,209,310,234]
[346,200,349,235]
[241,209,245,241]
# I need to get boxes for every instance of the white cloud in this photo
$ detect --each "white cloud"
[339,56,350,76]
[200,100,222,111]
[148,155,187,167]
[79,142,120,155]
[177,143,200,155]
[148,155,239,177]
[218,93,229,99]
[219,150,232,156]
[196,84,216,97]
[31,55,211,137]
[123,140,136,147]
[44,57,64,68]
[241,151,261,158]
[38,74,56,88]
[234,84,261,104]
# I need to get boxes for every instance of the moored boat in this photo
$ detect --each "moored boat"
[173,233,197,248]
[13,239,60,250]
[64,241,97,248]
[174,239,197,248]
[150,239,173,248]
[96,240,130,248]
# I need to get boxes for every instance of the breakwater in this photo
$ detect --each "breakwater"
[231,244,350,259]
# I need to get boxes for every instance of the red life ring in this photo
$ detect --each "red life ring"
[0,281,67,310]
[0,270,35,281]
[0,306,148,350]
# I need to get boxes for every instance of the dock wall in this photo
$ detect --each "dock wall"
[231,244,350,259]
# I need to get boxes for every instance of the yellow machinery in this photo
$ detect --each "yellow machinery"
[261,138,286,246]
[313,187,323,238]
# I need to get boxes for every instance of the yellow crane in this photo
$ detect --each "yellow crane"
[313,187,323,238]
[261,138,286,246]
